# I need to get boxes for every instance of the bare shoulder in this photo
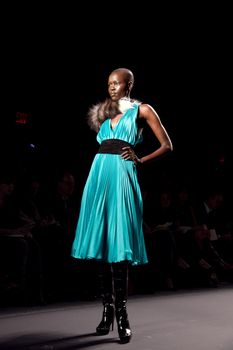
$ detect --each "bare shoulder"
[139,103,160,120]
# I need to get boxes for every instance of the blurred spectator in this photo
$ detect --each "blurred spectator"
[0,171,43,305]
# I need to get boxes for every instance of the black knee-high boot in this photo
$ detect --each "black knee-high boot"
[113,261,132,343]
[96,263,115,335]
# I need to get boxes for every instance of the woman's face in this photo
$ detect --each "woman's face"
[108,71,128,101]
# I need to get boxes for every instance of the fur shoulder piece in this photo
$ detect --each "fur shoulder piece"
[87,99,120,132]
[118,98,141,114]
[87,98,141,133]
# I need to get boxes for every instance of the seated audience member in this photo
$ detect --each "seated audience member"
[0,172,43,305]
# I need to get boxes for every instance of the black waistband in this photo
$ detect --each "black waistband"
[98,139,133,154]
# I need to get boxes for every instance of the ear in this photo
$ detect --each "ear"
[128,81,133,91]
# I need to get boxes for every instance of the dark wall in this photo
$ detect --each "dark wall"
[2,4,232,187]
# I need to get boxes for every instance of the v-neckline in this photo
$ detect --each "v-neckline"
[110,113,124,131]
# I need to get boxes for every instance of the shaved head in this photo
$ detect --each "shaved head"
[110,68,134,86]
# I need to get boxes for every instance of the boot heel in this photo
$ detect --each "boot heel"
[96,303,115,335]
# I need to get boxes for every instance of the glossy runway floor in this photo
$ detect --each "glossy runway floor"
[1,286,233,350]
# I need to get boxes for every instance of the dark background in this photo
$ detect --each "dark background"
[2,4,232,189]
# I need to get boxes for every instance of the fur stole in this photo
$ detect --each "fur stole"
[87,98,141,132]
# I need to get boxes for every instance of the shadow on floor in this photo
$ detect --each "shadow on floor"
[0,331,119,350]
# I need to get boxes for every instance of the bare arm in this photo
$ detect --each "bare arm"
[121,103,173,163]
[138,103,173,163]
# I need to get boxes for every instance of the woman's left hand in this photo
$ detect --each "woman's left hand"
[121,147,141,164]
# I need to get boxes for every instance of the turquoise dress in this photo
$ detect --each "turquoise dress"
[71,102,148,265]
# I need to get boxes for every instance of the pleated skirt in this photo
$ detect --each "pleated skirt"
[71,153,148,265]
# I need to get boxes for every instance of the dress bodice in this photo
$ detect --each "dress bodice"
[96,102,142,146]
